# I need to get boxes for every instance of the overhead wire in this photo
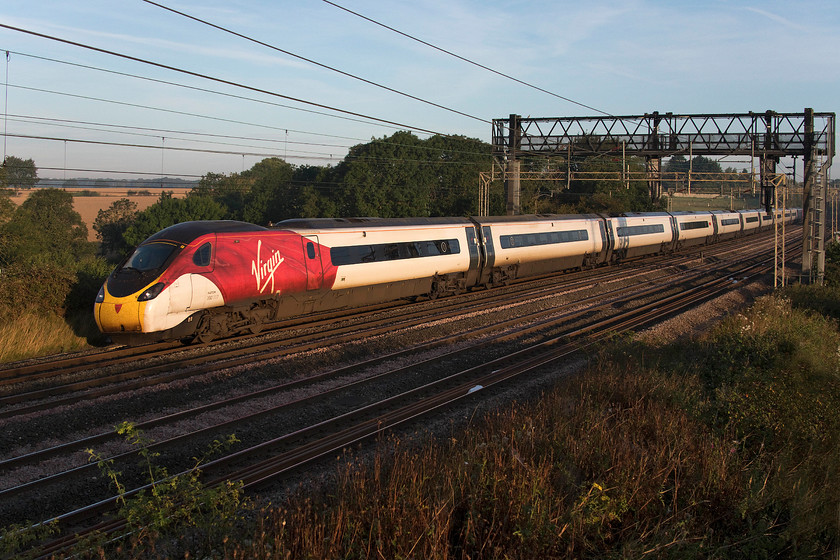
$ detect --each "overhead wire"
[0,15,501,182]
[4,129,491,172]
[140,0,490,126]
[2,49,407,137]
[3,49,494,159]
[4,114,349,158]
[321,0,614,118]
[2,76,493,160]
[0,23,448,136]
[5,82,371,143]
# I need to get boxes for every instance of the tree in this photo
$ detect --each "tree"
[2,156,39,190]
[239,157,296,224]
[191,171,251,218]
[94,198,139,260]
[0,178,14,225]
[0,188,94,267]
[664,155,724,193]
[123,191,226,248]
[330,132,491,218]
[570,155,652,214]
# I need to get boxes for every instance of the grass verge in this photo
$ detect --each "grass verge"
[0,311,98,363]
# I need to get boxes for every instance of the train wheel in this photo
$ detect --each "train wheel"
[194,329,215,344]
[194,313,225,343]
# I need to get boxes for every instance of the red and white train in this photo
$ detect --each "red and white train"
[94,208,800,343]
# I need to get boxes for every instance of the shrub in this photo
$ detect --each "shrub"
[86,422,251,557]
[0,262,76,318]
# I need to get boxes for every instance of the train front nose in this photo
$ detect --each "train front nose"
[94,284,144,333]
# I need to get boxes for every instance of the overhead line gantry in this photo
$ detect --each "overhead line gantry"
[491,109,835,283]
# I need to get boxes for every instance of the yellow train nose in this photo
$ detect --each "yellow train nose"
[95,289,145,333]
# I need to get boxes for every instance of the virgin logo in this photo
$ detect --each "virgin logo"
[251,240,285,293]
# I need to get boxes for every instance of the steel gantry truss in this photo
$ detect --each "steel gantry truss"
[492,110,833,210]
[488,109,835,283]
[492,110,834,159]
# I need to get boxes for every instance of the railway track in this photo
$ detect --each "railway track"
[0,252,710,417]
[0,228,759,392]
[2,230,800,557]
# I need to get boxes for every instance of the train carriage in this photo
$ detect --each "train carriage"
[710,211,744,241]
[275,217,477,303]
[759,211,776,230]
[669,211,716,248]
[605,213,675,261]
[738,209,762,233]
[472,214,606,285]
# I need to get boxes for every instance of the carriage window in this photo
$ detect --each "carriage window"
[679,221,709,231]
[616,224,665,237]
[306,242,316,260]
[193,242,212,267]
[500,229,588,249]
[330,238,460,266]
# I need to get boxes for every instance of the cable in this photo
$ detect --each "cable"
[1,80,492,159]
[5,82,366,141]
[3,50,496,158]
[6,113,351,150]
[4,115,347,158]
[5,132,287,158]
[141,0,490,125]
[37,166,203,179]
[322,0,614,118]
[1,49,409,137]
[5,131,491,169]
[0,23,447,136]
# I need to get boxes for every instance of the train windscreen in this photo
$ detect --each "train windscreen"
[107,242,181,297]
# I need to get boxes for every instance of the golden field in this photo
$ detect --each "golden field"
[9,187,190,241]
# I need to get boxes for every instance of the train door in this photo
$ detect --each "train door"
[170,236,216,313]
[186,235,218,309]
[465,226,482,287]
[598,217,612,263]
[481,226,496,269]
[302,235,324,291]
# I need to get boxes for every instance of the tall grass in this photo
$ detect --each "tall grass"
[211,294,836,559]
[0,258,110,363]
[0,311,95,363]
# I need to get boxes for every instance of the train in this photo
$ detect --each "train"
[94,207,801,344]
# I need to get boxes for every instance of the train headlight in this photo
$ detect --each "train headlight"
[95,286,105,304]
[138,282,165,302]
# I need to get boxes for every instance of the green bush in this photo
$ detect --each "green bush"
[0,262,76,318]
[64,258,112,317]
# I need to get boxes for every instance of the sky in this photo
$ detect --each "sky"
[0,0,837,183]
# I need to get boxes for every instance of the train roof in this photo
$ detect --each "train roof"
[471,213,604,224]
[144,220,267,245]
[273,216,473,230]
